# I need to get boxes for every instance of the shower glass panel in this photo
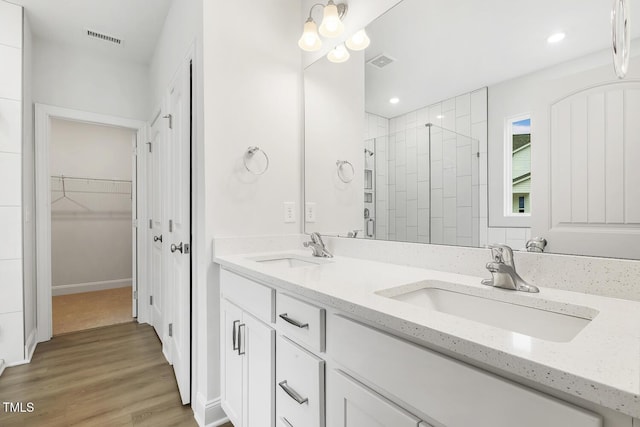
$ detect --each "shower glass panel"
[371,123,480,245]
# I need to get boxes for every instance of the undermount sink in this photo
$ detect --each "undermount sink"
[379,283,596,342]
[250,254,330,268]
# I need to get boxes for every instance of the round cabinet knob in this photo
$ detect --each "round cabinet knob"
[153,235,162,243]
[171,242,183,253]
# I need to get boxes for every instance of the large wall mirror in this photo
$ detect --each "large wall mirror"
[304,0,640,259]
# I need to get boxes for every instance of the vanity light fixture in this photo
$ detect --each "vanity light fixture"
[319,0,346,37]
[299,1,348,53]
[345,29,370,51]
[389,97,400,104]
[327,43,350,63]
[298,18,323,51]
[547,32,566,44]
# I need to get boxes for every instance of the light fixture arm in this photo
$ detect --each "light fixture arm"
[306,3,326,21]
[306,1,348,22]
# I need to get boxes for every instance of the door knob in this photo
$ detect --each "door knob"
[154,235,163,243]
[171,242,183,253]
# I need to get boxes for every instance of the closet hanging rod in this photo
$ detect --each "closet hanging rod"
[50,175,132,184]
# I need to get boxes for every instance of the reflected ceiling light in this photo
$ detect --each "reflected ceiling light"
[436,115,445,119]
[319,0,346,38]
[346,29,370,51]
[389,97,400,104]
[547,32,566,44]
[298,18,322,51]
[327,43,350,63]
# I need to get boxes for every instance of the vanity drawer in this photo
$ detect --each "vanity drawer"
[276,336,325,427]
[328,315,602,427]
[220,268,274,324]
[276,293,325,352]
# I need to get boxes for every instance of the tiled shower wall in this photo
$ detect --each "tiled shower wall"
[366,87,532,249]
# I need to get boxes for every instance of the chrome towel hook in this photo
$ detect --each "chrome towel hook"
[612,0,631,79]
[243,146,270,175]
[336,160,355,183]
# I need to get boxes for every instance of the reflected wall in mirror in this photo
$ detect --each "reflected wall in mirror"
[304,0,640,259]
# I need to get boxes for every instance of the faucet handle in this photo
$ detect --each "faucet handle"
[487,244,515,267]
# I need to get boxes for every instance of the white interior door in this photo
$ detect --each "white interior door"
[166,63,191,404]
[149,114,165,341]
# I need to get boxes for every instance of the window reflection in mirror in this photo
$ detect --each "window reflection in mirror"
[507,116,531,215]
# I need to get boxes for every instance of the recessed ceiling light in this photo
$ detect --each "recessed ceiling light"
[547,32,566,44]
[389,97,400,104]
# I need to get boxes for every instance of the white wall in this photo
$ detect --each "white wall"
[22,10,37,356]
[305,51,365,235]
[32,38,149,121]
[49,119,133,292]
[201,0,301,424]
[0,0,25,366]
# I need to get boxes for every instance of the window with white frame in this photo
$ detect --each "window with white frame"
[505,115,531,216]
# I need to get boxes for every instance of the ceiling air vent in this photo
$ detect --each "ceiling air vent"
[367,54,396,69]
[86,29,122,46]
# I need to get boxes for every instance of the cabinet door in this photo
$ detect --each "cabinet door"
[221,299,244,427]
[329,370,423,427]
[243,311,275,427]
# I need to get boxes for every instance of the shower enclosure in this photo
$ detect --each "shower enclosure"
[365,123,481,246]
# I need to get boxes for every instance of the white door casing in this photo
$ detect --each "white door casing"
[34,105,145,344]
[166,61,192,404]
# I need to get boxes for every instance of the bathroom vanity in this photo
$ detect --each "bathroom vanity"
[216,249,640,427]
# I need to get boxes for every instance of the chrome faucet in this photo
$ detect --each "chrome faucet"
[304,232,333,258]
[481,244,539,293]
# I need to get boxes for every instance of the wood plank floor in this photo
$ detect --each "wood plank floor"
[52,287,134,335]
[0,322,199,426]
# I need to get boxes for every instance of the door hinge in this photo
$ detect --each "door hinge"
[163,114,173,129]
[149,219,153,229]
[146,142,152,153]
[150,295,153,305]
[169,219,173,232]
[133,219,138,228]
[133,290,137,300]
[168,323,173,337]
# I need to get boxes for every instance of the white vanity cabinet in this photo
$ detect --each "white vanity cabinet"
[329,369,428,427]
[220,270,276,427]
[219,267,611,427]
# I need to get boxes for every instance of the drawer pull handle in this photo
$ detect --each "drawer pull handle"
[279,313,309,329]
[281,417,294,427]
[232,320,240,351]
[278,380,308,405]
[238,323,246,355]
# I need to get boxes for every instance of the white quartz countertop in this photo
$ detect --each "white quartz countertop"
[214,250,640,418]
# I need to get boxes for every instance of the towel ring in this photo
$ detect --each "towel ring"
[612,0,631,78]
[336,160,355,183]
[243,146,269,175]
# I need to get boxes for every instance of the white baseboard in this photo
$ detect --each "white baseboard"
[24,328,37,362]
[52,278,132,296]
[193,394,228,427]
[0,359,5,377]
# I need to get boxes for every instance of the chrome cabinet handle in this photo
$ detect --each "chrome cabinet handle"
[281,417,294,427]
[278,380,308,405]
[170,242,183,253]
[278,313,309,329]
[238,323,245,355]
[232,320,240,351]
[153,235,162,243]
